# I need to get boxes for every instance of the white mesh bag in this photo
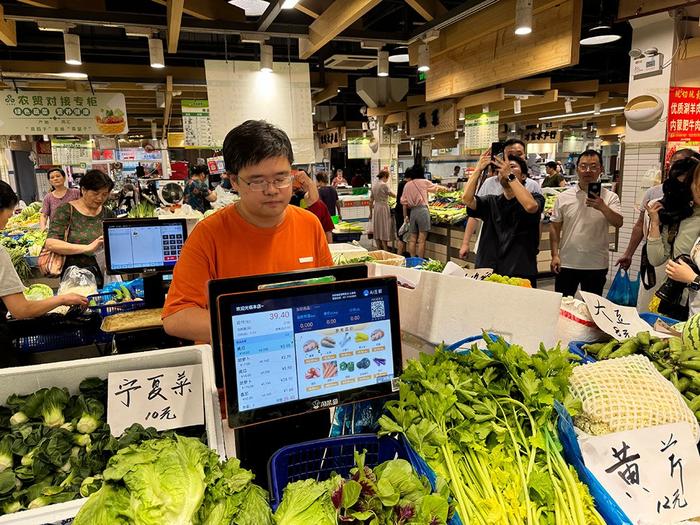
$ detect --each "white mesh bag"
[570,354,700,442]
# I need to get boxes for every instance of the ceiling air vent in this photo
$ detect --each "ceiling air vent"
[324,54,377,70]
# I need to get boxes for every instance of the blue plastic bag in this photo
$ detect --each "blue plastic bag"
[607,269,640,307]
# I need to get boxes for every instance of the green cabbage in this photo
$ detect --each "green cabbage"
[23,284,54,301]
[273,477,338,525]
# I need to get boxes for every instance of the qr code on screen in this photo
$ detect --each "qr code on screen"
[371,300,385,319]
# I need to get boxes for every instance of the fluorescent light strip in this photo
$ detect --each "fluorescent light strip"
[538,106,624,121]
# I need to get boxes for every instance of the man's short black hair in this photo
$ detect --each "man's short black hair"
[504,138,526,149]
[577,149,603,166]
[507,156,528,177]
[316,172,328,184]
[191,165,208,176]
[222,120,294,175]
[545,161,558,170]
[454,165,461,171]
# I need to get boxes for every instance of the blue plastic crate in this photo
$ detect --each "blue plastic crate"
[639,312,679,327]
[87,292,146,318]
[404,257,425,268]
[14,326,96,352]
[268,433,408,510]
[555,402,632,524]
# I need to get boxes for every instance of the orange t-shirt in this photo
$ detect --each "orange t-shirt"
[162,204,333,319]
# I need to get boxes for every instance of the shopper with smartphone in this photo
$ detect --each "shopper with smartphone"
[549,149,623,297]
[462,148,544,286]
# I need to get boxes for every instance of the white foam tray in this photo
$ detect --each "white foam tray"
[0,344,224,525]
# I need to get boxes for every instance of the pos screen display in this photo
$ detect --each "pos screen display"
[217,277,401,428]
[103,218,188,274]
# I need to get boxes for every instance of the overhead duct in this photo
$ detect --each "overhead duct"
[355,78,409,108]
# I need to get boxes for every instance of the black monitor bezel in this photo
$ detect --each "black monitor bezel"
[217,276,402,429]
[207,264,369,387]
[103,217,188,275]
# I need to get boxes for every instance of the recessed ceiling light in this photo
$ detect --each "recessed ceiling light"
[388,46,409,63]
[281,0,299,7]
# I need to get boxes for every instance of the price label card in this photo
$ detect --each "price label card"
[580,292,671,340]
[107,364,204,436]
[580,422,700,523]
[464,267,493,281]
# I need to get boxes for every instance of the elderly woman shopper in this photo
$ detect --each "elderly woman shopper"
[39,167,80,231]
[45,169,115,288]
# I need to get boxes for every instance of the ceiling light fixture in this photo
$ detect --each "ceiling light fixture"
[538,106,625,121]
[388,46,410,63]
[611,115,617,126]
[417,44,430,72]
[513,98,522,114]
[458,109,465,121]
[149,38,165,68]
[260,44,273,73]
[397,123,402,131]
[482,104,489,113]
[580,0,620,45]
[377,50,389,77]
[228,0,270,17]
[54,71,88,79]
[564,98,574,113]
[281,0,299,7]
[514,0,533,35]
[594,103,601,115]
[430,135,435,140]
[42,134,49,141]
[311,106,316,116]
[454,130,459,139]
[63,33,81,65]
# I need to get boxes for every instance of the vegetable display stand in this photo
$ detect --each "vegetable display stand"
[555,403,631,525]
[0,345,224,525]
[268,434,408,510]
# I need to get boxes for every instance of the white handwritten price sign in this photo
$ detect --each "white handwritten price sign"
[580,292,671,340]
[580,422,700,523]
[107,364,204,436]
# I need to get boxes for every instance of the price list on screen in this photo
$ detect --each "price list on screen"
[232,308,298,412]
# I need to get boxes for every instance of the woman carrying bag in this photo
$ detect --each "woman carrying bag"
[44,170,115,288]
[400,165,448,259]
[0,182,87,367]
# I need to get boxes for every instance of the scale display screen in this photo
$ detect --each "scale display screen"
[217,277,401,427]
[103,218,187,274]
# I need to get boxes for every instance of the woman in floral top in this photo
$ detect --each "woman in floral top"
[45,170,114,288]
[39,167,80,231]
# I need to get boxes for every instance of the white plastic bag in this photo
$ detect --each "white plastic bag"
[555,296,608,345]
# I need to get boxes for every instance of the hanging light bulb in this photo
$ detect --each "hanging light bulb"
[417,44,430,72]
[514,98,522,114]
[564,98,573,114]
[611,115,617,126]
[514,0,533,35]
[482,104,490,113]
[594,103,601,116]
[63,33,81,65]
[149,38,165,68]
[260,44,273,73]
[454,130,459,139]
[458,109,465,121]
[377,50,389,77]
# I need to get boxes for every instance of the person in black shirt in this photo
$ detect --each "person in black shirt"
[462,149,545,286]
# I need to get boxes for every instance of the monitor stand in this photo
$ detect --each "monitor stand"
[233,410,331,488]
[143,271,171,308]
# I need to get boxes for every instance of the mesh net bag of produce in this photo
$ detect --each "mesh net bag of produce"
[570,354,700,442]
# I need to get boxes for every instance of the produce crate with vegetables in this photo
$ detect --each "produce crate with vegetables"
[0,345,223,524]
[378,337,609,525]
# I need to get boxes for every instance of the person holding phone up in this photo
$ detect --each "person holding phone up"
[462,148,544,286]
[549,150,623,297]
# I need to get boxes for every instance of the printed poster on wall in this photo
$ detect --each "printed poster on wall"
[204,60,314,163]
[0,91,127,135]
[667,87,700,143]
[181,99,214,148]
[51,138,93,167]
[463,111,499,153]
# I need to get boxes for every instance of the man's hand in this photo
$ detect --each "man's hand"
[474,148,492,173]
[459,245,469,259]
[585,195,606,211]
[615,254,632,271]
[59,293,88,307]
[491,156,512,183]
[551,254,561,274]
[666,258,697,284]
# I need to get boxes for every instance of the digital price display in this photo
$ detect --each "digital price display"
[218,277,402,427]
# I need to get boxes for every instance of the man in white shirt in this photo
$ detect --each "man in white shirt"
[550,149,623,296]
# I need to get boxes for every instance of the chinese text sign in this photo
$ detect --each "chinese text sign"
[580,422,700,523]
[580,292,670,340]
[667,87,700,143]
[107,364,204,436]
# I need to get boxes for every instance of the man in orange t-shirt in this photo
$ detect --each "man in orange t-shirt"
[162,120,333,342]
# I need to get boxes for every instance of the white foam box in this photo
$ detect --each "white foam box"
[369,263,563,355]
[0,345,224,525]
[329,243,369,260]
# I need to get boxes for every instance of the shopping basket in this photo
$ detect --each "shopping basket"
[9,313,101,352]
[87,292,146,345]
[268,433,408,510]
